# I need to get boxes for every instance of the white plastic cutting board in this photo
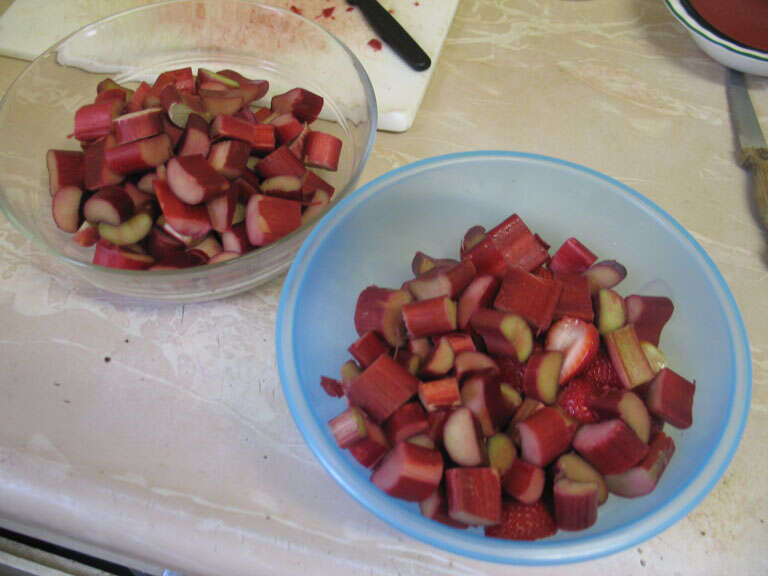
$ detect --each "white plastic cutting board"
[0,0,458,131]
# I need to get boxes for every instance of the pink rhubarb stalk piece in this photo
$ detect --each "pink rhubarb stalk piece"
[548,237,598,274]
[604,431,676,497]
[354,286,413,347]
[553,478,599,531]
[625,295,675,346]
[494,267,563,333]
[515,406,575,467]
[384,402,429,445]
[573,419,649,475]
[501,458,545,504]
[603,323,655,389]
[646,368,695,429]
[445,467,502,526]
[346,354,419,423]
[371,441,443,502]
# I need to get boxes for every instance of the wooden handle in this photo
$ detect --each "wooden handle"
[740,147,768,230]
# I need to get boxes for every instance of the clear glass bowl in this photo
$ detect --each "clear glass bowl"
[277,151,751,564]
[0,0,377,302]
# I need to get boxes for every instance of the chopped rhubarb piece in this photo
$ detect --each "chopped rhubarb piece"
[83,137,124,190]
[220,222,250,254]
[72,222,100,247]
[113,107,164,145]
[461,225,487,255]
[210,114,276,153]
[442,332,476,355]
[166,154,230,204]
[158,84,181,113]
[497,356,526,391]
[523,350,564,405]
[443,407,486,466]
[595,288,626,335]
[105,133,172,174]
[98,212,153,246]
[126,81,150,113]
[418,377,461,412]
[371,441,443,502]
[329,406,368,448]
[641,341,668,374]
[270,113,303,144]
[408,434,435,449]
[516,406,575,467]
[470,308,533,362]
[549,237,598,274]
[461,235,507,277]
[94,89,126,104]
[384,402,428,445]
[301,188,332,225]
[625,295,675,346]
[553,273,594,322]
[178,114,212,157]
[354,286,412,347]
[206,187,238,233]
[200,91,244,117]
[47,150,84,196]
[604,324,655,389]
[458,275,500,330]
[93,240,154,270]
[646,368,695,429]
[52,186,84,233]
[454,351,499,382]
[411,251,437,276]
[426,410,450,446]
[197,68,239,89]
[245,194,302,246]
[348,418,389,468]
[162,116,183,148]
[408,337,433,361]
[419,336,455,378]
[488,214,549,272]
[394,348,421,375]
[154,179,212,238]
[585,260,628,294]
[554,452,608,505]
[300,169,334,202]
[148,225,185,260]
[346,354,419,423]
[348,331,389,368]
[97,78,133,98]
[501,457,545,504]
[494,267,563,332]
[402,296,457,338]
[207,139,251,179]
[320,376,344,398]
[605,431,676,497]
[545,317,600,385]
[257,146,306,179]
[589,390,651,443]
[420,486,468,529]
[191,235,222,259]
[304,131,342,171]
[83,186,133,225]
[553,478,599,531]
[74,99,123,141]
[340,359,362,388]
[487,432,517,475]
[289,122,312,160]
[573,419,650,475]
[405,260,476,301]
[445,467,502,526]
[261,175,303,201]
[252,106,274,123]
[461,375,506,437]
[499,383,523,421]
[271,87,324,123]
[485,500,557,541]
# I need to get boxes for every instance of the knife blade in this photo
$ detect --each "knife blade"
[726,68,768,230]
[348,0,431,71]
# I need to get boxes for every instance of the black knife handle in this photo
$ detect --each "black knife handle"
[349,0,431,71]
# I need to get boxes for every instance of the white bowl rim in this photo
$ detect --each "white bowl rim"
[276,150,752,565]
[664,0,768,63]
[0,0,377,279]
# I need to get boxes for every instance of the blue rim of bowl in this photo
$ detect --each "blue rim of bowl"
[664,0,768,63]
[0,0,377,278]
[276,151,751,564]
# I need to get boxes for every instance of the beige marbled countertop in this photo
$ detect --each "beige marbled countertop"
[0,1,766,574]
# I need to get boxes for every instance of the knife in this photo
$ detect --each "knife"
[348,0,431,71]
[726,68,768,230]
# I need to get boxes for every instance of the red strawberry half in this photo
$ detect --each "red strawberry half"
[582,348,622,389]
[545,317,599,385]
[485,500,557,541]
[557,377,602,424]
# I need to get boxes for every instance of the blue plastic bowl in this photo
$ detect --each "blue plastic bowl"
[276,151,750,564]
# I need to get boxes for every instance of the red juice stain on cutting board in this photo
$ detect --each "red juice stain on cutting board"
[687,0,768,52]
[320,7,335,19]
[368,38,382,51]
[290,5,302,15]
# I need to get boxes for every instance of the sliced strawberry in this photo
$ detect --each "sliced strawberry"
[582,348,623,389]
[557,377,602,424]
[545,317,599,385]
[484,500,557,541]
